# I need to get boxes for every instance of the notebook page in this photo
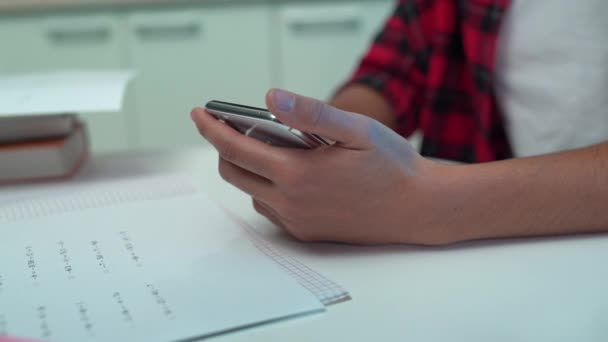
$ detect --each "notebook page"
[0,175,351,305]
[0,189,324,341]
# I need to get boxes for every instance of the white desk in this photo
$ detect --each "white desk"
[4,147,608,342]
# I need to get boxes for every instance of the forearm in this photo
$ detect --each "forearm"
[330,84,397,130]
[427,142,608,244]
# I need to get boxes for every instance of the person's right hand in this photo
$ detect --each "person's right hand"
[192,89,457,245]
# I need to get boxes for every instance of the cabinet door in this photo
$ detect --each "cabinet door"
[0,14,131,154]
[276,1,394,100]
[127,6,273,149]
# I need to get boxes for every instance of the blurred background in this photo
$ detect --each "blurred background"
[0,0,394,155]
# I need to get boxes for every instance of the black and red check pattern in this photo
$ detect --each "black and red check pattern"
[349,0,513,162]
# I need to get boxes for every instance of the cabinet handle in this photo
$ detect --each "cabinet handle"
[288,17,361,34]
[134,22,201,40]
[283,7,363,35]
[47,27,111,44]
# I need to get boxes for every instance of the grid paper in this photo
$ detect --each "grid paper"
[226,211,351,306]
[0,175,350,306]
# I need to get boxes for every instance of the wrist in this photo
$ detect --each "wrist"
[398,158,471,245]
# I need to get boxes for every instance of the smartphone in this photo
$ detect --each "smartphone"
[205,100,330,149]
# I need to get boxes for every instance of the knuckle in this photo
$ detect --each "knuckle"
[265,158,289,182]
[267,195,295,220]
[268,203,316,242]
[275,198,305,223]
[252,199,267,215]
[276,199,296,218]
[216,142,238,162]
[218,159,234,183]
[277,164,307,189]
[362,116,383,141]
[290,228,315,242]
[311,100,329,127]
[268,195,288,216]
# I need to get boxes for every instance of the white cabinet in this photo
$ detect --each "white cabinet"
[0,13,131,153]
[126,6,273,149]
[0,1,395,152]
[275,1,394,100]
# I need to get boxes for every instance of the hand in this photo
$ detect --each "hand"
[192,89,451,245]
[0,337,40,342]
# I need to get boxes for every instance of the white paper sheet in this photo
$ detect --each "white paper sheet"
[0,175,351,306]
[0,71,133,117]
[0,192,324,342]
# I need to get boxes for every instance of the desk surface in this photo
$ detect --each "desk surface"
[3,147,608,342]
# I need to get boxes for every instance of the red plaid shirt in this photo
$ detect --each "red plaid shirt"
[349,0,513,162]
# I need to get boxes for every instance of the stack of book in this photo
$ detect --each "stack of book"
[0,114,88,184]
[0,70,133,185]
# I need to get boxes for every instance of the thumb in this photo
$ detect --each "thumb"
[266,89,372,148]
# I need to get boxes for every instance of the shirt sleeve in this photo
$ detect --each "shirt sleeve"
[342,0,430,137]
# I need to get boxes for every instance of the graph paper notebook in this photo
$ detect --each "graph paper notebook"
[0,177,349,342]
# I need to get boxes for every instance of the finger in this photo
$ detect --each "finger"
[265,88,374,148]
[253,199,306,240]
[219,158,275,202]
[252,198,286,229]
[191,107,288,180]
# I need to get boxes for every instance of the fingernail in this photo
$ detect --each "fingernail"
[272,89,295,113]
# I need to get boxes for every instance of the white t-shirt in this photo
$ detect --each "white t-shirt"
[495,0,608,157]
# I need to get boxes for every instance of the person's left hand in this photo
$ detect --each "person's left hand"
[191,89,451,245]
